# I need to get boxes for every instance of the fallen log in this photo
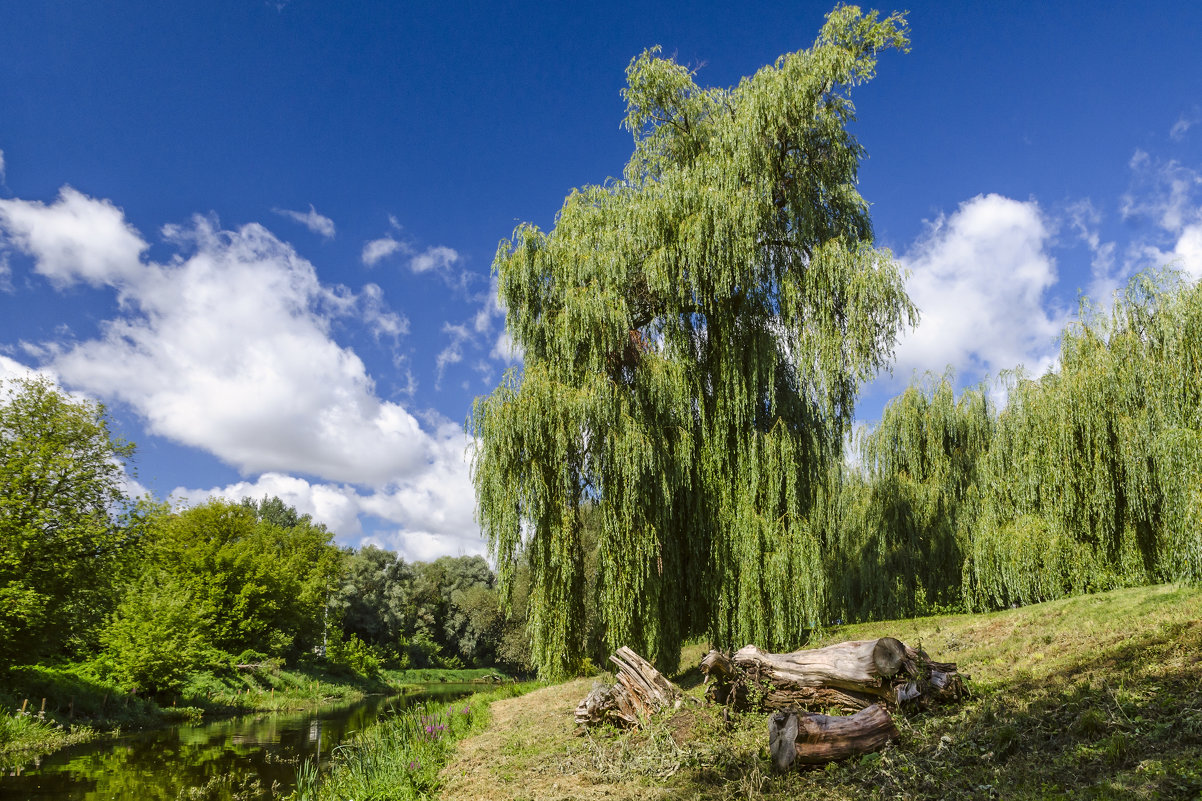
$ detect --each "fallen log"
[574,646,681,727]
[702,637,966,714]
[768,704,900,769]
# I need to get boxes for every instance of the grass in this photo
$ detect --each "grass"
[437,584,1202,800]
[292,681,540,800]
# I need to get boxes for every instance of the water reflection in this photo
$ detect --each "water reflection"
[0,684,476,800]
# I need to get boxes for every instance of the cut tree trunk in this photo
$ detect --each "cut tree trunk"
[575,646,681,727]
[768,705,900,770]
[702,637,966,714]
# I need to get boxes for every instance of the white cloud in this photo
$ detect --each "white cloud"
[0,149,6,183]
[0,354,45,384]
[1118,153,1202,282]
[1170,110,1198,142]
[410,245,459,274]
[1066,199,1121,303]
[362,236,408,266]
[1120,153,1202,233]
[890,194,1066,385]
[0,187,148,289]
[435,322,471,389]
[170,423,486,562]
[360,282,409,340]
[172,472,365,539]
[273,204,336,239]
[0,188,454,490]
[491,331,522,363]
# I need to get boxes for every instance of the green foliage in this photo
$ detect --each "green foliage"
[837,272,1202,620]
[472,6,914,678]
[326,631,381,677]
[0,376,136,664]
[98,568,211,694]
[144,498,341,660]
[827,375,990,620]
[964,272,1202,608]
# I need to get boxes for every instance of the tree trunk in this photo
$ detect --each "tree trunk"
[575,646,680,727]
[769,705,900,770]
[702,637,966,713]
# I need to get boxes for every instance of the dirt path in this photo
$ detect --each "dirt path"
[439,678,671,801]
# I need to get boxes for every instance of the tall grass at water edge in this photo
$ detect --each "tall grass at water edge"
[291,681,538,801]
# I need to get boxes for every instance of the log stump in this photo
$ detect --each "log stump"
[702,637,967,713]
[769,705,900,769]
[575,646,680,727]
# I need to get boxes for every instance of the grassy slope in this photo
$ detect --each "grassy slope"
[439,584,1202,800]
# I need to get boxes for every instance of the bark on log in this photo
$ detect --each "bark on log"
[768,705,900,769]
[574,646,680,727]
[702,637,966,714]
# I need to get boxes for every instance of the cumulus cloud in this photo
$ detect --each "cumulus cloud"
[891,194,1067,385]
[0,187,148,289]
[273,204,336,239]
[0,188,457,496]
[362,235,407,266]
[410,245,459,274]
[0,149,6,183]
[171,422,486,562]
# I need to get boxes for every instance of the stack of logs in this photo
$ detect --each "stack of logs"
[702,638,966,769]
[575,637,967,770]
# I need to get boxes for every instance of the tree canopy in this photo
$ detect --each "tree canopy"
[0,376,135,663]
[472,6,915,678]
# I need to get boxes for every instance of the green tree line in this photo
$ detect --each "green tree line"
[0,379,532,694]
[828,271,1202,623]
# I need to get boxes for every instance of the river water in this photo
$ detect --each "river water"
[0,684,476,800]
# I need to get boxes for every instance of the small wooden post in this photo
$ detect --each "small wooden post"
[20,699,28,715]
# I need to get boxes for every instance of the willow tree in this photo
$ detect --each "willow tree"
[829,374,992,622]
[964,272,1202,609]
[472,7,915,678]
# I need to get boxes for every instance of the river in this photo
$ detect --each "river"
[0,683,477,800]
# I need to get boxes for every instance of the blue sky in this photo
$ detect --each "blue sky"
[2,2,1200,559]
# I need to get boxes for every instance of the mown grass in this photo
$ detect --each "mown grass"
[439,584,1202,800]
[292,681,540,801]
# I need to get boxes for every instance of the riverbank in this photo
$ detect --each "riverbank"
[296,681,541,801]
[0,661,514,770]
[438,584,1202,800]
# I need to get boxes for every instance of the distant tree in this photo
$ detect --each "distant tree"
[0,376,136,664]
[143,499,341,659]
[337,545,415,651]
[472,7,914,677]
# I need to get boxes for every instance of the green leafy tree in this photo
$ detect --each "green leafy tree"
[965,272,1202,607]
[471,6,915,677]
[99,568,210,694]
[337,545,416,651]
[144,498,341,659]
[0,377,135,664]
[830,375,991,620]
